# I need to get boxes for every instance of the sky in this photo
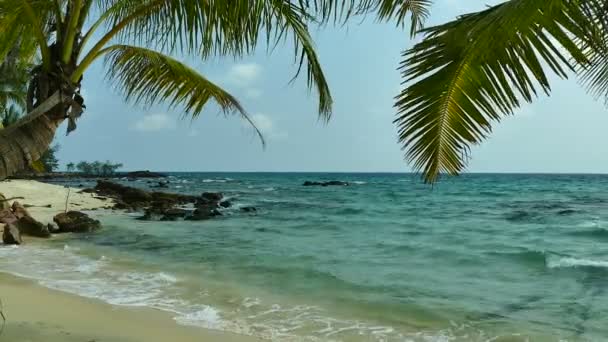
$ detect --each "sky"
[54,0,608,173]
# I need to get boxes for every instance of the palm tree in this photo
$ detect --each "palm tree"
[0,0,432,180]
[0,104,21,128]
[395,0,608,183]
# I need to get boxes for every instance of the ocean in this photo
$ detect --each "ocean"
[1,173,608,341]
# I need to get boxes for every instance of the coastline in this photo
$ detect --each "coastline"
[0,179,259,341]
[0,179,112,225]
[0,272,259,342]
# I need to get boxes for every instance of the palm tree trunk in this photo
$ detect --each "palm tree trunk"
[0,92,69,180]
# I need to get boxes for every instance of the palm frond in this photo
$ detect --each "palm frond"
[395,0,600,183]
[101,44,264,143]
[0,0,55,69]
[578,0,608,102]
[298,0,432,35]
[84,0,333,118]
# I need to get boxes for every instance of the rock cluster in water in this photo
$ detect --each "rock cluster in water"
[87,180,241,221]
[302,180,350,187]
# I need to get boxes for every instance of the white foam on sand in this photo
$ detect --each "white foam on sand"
[0,244,511,342]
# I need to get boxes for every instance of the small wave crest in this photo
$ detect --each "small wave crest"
[546,256,608,269]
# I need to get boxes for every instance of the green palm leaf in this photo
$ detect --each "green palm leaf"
[102,44,264,143]
[85,0,333,118]
[395,0,600,183]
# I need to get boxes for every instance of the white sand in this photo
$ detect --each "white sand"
[0,179,112,225]
[0,273,259,342]
[0,180,260,341]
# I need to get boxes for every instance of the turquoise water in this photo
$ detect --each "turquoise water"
[2,173,608,341]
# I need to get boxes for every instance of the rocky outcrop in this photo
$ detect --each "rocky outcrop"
[0,208,17,225]
[91,180,225,221]
[126,170,167,178]
[53,211,102,233]
[15,215,51,238]
[2,223,21,245]
[302,181,350,187]
[11,201,30,219]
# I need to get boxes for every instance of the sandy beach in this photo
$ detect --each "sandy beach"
[0,180,260,342]
[0,179,111,225]
[0,272,259,342]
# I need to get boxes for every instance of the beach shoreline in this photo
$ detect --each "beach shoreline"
[0,271,259,342]
[0,179,259,341]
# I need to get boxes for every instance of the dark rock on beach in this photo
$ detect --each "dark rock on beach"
[240,206,257,213]
[219,200,232,208]
[53,211,102,233]
[0,208,17,225]
[11,201,30,219]
[2,223,21,245]
[303,181,350,187]
[15,216,51,238]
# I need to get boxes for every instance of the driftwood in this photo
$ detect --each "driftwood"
[0,197,24,202]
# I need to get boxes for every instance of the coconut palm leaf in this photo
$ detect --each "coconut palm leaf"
[578,0,608,102]
[395,0,601,183]
[0,0,54,69]
[79,0,333,117]
[299,0,431,36]
[102,44,263,142]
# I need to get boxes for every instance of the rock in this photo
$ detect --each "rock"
[0,193,9,210]
[47,223,59,234]
[2,223,21,245]
[302,181,349,187]
[151,181,169,189]
[240,206,257,213]
[15,216,51,238]
[113,200,130,210]
[11,201,30,219]
[201,192,222,202]
[160,208,189,221]
[219,200,232,208]
[53,211,102,233]
[125,170,167,178]
[0,208,17,225]
[323,181,349,186]
[78,188,97,194]
[187,204,222,221]
[122,188,153,204]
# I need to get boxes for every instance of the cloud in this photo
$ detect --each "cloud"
[245,88,263,99]
[226,63,262,86]
[224,63,263,100]
[247,113,288,141]
[132,113,176,132]
[187,128,199,137]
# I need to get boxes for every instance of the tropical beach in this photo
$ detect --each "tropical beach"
[4,0,608,341]
[1,174,608,341]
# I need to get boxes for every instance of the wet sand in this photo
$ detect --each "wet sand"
[0,273,259,342]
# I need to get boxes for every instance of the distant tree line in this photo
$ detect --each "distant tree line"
[66,161,123,176]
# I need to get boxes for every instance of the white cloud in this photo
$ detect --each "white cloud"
[188,128,199,137]
[245,88,263,99]
[132,113,176,132]
[226,63,262,86]
[246,113,288,141]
